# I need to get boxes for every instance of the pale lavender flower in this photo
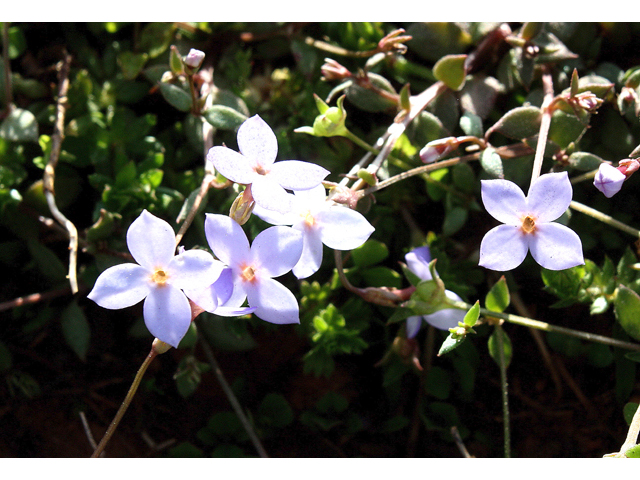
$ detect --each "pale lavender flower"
[204,214,303,324]
[479,172,584,271]
[404,246,465,337]
[206,115,330,213]
[87,210,223,348]
[253,185,374,279]
[182,267,257,317]
[594,163,625,198]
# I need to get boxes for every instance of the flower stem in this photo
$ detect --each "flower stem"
[449,300,640,353]
[616,403,640,456]
[569,200,640,238]
[91,348,158,457]
[495,324,511,458]
[530,66,554,187]
[197,328,269,458]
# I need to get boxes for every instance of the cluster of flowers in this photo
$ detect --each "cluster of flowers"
[88,115,375,348]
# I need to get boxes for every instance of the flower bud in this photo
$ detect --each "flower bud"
[229,187,255,225]
[377,28,412,54]
[321,58,351,81]
[184,49,205,70]
[594,163,626,198]
[574,91,603,112]
[152,338,172,355]
[419,137,458,163]
[618,158,640,177]
[296,95,349,138]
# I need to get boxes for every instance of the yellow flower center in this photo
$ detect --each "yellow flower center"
[521,215,536,234]
[303,210,315,227]
[241,264,256,283]
[151,268,169,286]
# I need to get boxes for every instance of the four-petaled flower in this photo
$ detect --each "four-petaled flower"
[479,172,584,271]
[204,214,303,325]
[207,115,330,213]
[253,185,375,279]
[88,210,223,348]
[594,163,625,198]
[404,246,465,337]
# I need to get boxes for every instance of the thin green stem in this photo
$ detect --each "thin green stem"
[495,324,511,458]
[449,300,640,353]
[91,348,158,457]
[570,200,640,238]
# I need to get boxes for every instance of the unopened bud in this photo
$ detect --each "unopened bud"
[594,163,626,198]
[419,137,458,163]
[378,28,412,54]
[184,49,205,70]
[618,158,640,177]
[321,58,351,81]
[574,91,603,112]
[152,338,172,355]
[230,187,255,225]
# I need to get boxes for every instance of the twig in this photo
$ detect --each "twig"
[174,172,215,247]
[42,53,78,294]
[197,328,269,458]
[614,403,640,456]
[91,347,159,457]
[0,285,72,312]
[570,200,640,238]
[450,426,473,458]
[79,411,99,453]
[530,66,554,187]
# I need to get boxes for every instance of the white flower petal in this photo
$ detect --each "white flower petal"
[269,160,330,190]
[529,223,584,270]
[207,146,258,184]
[237,114,278,168]
[292,226,324,279]
[316,206,374,250]
[406,316,423,339]
[480,179,527,225]
[204,214,250,267]
[88,263,151,309]
[252,203,297,226]
[294,184,328,205]
[405,246,433,281]
[479,224,529,271]
[250,175,294,213]
[251,225,303,278]
[527,172,573,223]
[127,210,176,270]
[214,306,257,317]
[245,277,300,324]
[143,284,192,348]
[423,291,465,330]
[168,249,222,290]
[183,284,219,313]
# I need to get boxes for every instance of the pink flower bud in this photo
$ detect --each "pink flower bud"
[594,163,626,198]
[184,49,205,69]
[320,58,351,81]
[618,159,640,177]
[419,137,458,163]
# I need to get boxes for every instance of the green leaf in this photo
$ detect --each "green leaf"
[488,327,512,369]
[425,366,452,400]
[479,147,504,178]
[117,51,148,80]
[463,300,480,327]
[258,393,294,428]
[614,285,640,341]
[0,340,13,372]
[159,82,192,112]
[442,206,467,236]
[7,26,27,59]
[438,332,466,356]
[203,105,247,130]
[492,105,541,140]
[485,276,510,313]
[345,73,397,112]
[0,108,39,142]
[623,444,640,458]
[138,22,175,58]
[60,300,91,361]
[433,54,467,91]
[351,239,388,268]
[623,402,639,425]
[548,110,588,150]
[568,151,604,171]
